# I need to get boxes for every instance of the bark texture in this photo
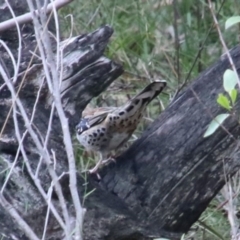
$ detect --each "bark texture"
[101,45,240,236]
[1,1,240,240]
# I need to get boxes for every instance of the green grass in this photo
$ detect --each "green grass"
[60,0,240,239]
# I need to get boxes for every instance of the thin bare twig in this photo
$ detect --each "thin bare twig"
[35,103,55,178]
[0,193,40,240]
[0,45,68,237]
[208,0,240,88]
[173,0,227,99]
[27,1,84,239]
[26,3,74,238]
[1,78,45,193]
[10,97,67,232]
[172,0,180,85]
[42,185,53,240]
[208,2,240,238]
[0,0,73,33]
[0,28,68,234]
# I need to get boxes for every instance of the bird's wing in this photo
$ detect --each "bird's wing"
[79,107,117,131]
[82,106,116,118]
[86,111,110,127]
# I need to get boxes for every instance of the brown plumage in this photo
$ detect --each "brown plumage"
[76,80,167,173]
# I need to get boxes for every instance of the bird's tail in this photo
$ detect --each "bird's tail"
[122,80,167,113]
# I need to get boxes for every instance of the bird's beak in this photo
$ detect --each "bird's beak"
[75,124,82,133]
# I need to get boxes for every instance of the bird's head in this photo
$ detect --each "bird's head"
[75,118,90,135]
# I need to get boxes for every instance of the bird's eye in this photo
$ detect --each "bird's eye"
[76,118,90,134]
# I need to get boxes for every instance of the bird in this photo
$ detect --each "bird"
[76,80,167,174]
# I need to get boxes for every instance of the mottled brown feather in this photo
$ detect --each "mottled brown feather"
[76,80,166,173]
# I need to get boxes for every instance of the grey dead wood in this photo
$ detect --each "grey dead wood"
[1,1,240,240]
[99,46,240,238]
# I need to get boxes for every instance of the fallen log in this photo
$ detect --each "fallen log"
[99,45,240,239]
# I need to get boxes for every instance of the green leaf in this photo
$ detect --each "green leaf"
[204,113,230,138]
[217,93,231,110]
[225,16,240,29]
[230,89,238,104]
[223,69,238,93]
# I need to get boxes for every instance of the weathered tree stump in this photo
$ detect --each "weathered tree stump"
[1,1,240,240]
